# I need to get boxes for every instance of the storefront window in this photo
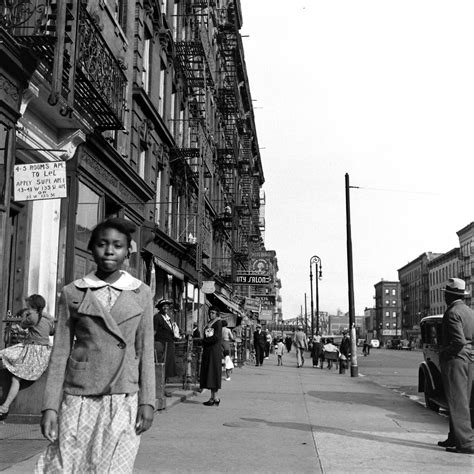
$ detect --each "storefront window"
[76,182,100,247]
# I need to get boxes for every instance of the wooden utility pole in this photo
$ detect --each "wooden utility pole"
[345,173,358,377]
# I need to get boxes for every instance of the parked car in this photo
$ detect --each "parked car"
[399,339,412,350]
[370,339,380,348]
[418,314,474,415]
[387,338,401,350]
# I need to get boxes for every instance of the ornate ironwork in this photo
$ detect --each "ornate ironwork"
[0,0,51,32]
[74,4,126,129]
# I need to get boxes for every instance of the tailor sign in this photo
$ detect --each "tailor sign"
[235,274,273,285]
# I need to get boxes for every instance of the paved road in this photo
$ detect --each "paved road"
[4,349,473,473]
[356,348,426,403]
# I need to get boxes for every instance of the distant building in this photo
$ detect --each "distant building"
[398,252,442,339]
[327,313,364,338]
[373,280,401,344]
[428,248,460,315]
[457,222,474,309]
[364,307,376,339]
[328,314,348,335]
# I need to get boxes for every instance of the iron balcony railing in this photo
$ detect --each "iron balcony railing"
[2,0,126,130]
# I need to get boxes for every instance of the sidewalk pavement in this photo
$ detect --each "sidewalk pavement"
[2,350,473,473]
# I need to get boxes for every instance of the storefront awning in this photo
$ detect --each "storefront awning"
[153,256,184,280]
[211,293,243,316]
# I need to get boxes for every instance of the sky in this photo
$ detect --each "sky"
[239,0,474,318]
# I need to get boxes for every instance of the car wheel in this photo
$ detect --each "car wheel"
[424,377,439,412]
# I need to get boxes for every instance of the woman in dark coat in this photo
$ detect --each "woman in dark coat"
[200,306,222,406]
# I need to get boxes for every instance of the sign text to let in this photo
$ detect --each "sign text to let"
[14,162,67,201]
[235,274,273,285]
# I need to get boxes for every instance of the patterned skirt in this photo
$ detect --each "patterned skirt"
[0,343,51,380]
[35,393,140,474]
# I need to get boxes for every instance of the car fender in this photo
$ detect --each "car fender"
[418,362,435,392]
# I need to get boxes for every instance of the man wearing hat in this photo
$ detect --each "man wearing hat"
[253,324,266,366]
[293,325,308,368]
[154,298,180,396]
[438,278,474,454]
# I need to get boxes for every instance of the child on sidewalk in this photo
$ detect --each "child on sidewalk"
[275,338,285,366]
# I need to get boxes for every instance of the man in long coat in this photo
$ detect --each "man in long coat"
[253,324,266,366]
[438,278,474,454]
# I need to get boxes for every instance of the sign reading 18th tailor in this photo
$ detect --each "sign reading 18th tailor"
[14,162,67,201]
[235,273,273,285]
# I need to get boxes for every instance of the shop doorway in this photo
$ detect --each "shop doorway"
[6,202,29,317]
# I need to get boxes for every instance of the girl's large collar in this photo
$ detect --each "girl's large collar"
[74,271,142,291]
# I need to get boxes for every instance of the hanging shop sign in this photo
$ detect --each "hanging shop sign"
[201,280,216,294]
[14,162,67,201]
[244,298,261,312]
[259,309,274,321]
[235,273,273,285]
[254,295,276,306]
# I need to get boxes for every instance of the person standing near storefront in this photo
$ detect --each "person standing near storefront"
[438,278,474,454]
[154,298,180,397]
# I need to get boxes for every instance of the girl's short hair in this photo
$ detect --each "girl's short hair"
[208,305,220,315]
[25,294,46,313]
[221,320,228,327]
[87,218,136,250]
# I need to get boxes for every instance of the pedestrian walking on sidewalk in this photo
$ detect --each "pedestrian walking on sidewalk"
[0,295,54,420]
[275,339,285,366]
[35,218,155,473]
[253,324,266,366]
[200,306,223,406]
[311,333,322,368]
[362,340,370,356]
[293,326,308,368]
[438,278,474,454]
[154,298,180,397]
[339,332,351,374]
[285,335,293,353]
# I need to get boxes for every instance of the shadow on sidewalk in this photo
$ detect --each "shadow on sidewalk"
[231,417,442,452]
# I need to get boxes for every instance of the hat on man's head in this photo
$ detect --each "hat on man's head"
[297,325,303,330]
[155,298,173,309]
[441,278,470,297]
[256,324,262,329]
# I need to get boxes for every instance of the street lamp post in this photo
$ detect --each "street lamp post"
[309,256,322,337]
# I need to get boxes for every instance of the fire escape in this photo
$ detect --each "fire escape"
[1,0,127,131]
[173,0,217,280]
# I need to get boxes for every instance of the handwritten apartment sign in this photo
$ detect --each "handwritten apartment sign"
[14,162,67,201]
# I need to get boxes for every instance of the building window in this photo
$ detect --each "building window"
[138,148,146,179]
[158,62,166,116]
[392,289,396,296]
[142,35,151,94]
[385,311,389,317]
[155,170,162,226]
[392,300,396,305]
[385,289,389,294]
[385,300,389,306]
[167,184,173,236]
[76,182,100,247]
[392,312,397,318]
[113,0,127,33]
